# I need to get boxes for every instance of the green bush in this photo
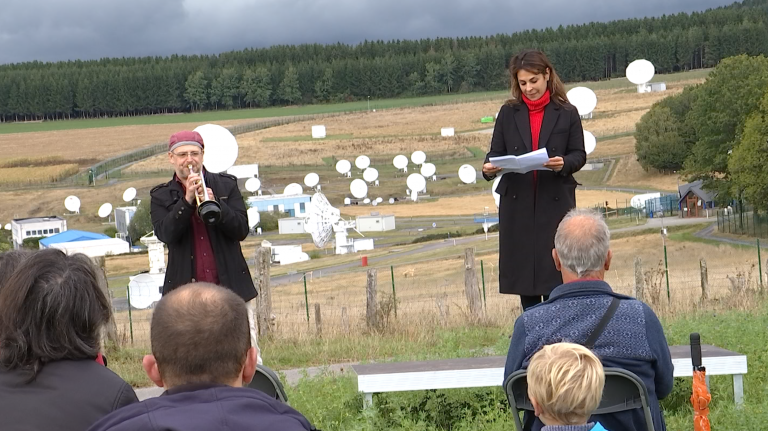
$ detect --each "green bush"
[411,231,464,244]
[259,211,290,231]
[21,236,43,250]
[128,200,152,245]
[103,225,118,238]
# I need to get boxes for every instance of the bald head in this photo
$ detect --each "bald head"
[553,209,611,280]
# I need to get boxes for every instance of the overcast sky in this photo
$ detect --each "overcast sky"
[1,0,737,65]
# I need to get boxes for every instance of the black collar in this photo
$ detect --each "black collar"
[162,382,230,396]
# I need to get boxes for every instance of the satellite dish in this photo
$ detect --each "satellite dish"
[122,187,137,202]
[303,192,341,247]
[3,224,10,231]
[376,197,383,203]
[344,197,351,205]
[626,59,655,85]
[458,165,477,184]
[420,163,436,177]
[363,168,379,182]
[336,160,352,174]
[389,198,395,204]
[583,131,597,155]
[247,207,260,228]
[411,151,426,165]
[98,203,113,218]
[284,183,303,195]
[355,155,371,170]
[128,274,162,310]
[410,190,419,202]
[372,201,378,206]
[407,173,426,192]
[393,155,409,170]
[194,124,239,173]
[350,179,368,199]
[363,198,371,204]
[492,176,503,207]
[245,177,261,192]
[64,196,81,213]
[566,87,598,116]
[304,173,320,188]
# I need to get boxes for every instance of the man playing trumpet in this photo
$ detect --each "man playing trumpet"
[150,130,261,364]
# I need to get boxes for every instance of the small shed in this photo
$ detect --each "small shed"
[678,180,717,218]
[356,214,396,232]
[278,217,306,234]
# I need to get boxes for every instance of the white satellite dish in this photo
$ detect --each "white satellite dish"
[372,201,378,206]
[626,59,655,85]
[245,177,261,192]
[98,203,113,218]
[406,173,426,192]
[458,165,477,184]
[344,197,351,205]
[376,197,383,203]
[64,196,81,213]
[355,155,371,170]
[304,192,342,247]
[128,274,162,310]
[583,131,597,155]
[122,187,137,202]
[284,183,303,195]
[420,163,436,177]
[389,198,395,204]
[566,87,598,116]
[393,155,409,170]
[350,179,368,199]
[492,176,503,207]
[411,151,427,165]
[336,160,352,174]
[3,224,10,231]
[304,173,320,188]
[363,198,371,204]
[410,190,419,202]
[247,207,260,228]
[363,168,379,183]
[194,124,239,173]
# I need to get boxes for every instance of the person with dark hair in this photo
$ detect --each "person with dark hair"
[0,249,138,431]
[482,49,587,310]
[88,283,315,431]
[0,249,30,291]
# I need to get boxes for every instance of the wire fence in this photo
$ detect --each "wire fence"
[717,205,768,239]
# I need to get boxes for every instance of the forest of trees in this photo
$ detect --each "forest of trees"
[1,0,767,122]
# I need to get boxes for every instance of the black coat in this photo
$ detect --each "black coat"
[151,171,257,302]
[484,101,586,296]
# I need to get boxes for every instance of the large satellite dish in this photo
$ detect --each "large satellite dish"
[626,59,655,85]
[64,196,81,213]
[98,203,113,218]
[363,168,379,183]
[245,178,261,192]
[492,176,503,207]
[194,124,239,173]
[304,173,320,188]
[583,131,597,155]
[303,192,341,247]
[284,183,303,196]
[566,87,597,116]
[411,151,426,165]
[336,160,352,175]
[393,155,409,170]
[247,207,260,228]
[420,163,436,177]
[355,155,371,170]
[128,274,162,310]
[122,187,137,202]
[406,173,426,192]
[458,165,477,184]
[350,179,368,199]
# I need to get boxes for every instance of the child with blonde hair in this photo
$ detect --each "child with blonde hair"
[527,343,608,431]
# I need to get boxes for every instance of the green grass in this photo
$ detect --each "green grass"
[465,146,486,158]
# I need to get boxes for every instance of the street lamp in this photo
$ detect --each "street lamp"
[367,96,370,111]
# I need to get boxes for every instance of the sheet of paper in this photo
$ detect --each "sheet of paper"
[489,148,551,174]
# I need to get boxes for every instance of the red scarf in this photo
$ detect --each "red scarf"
[522,90,550,189]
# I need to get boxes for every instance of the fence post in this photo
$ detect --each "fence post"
[700,258,709,303]
[314,303,322,337]
[303,273,310,323]
[759,239,764,294]
[480,260,487,309]
[341,307,350,334]
[390,265,397,317]
[366,268,379,330]
[633,257,644,301]
[125,286,134,345]
[91,256,118,347]
[464,248,483,320]
[254,247,273,337]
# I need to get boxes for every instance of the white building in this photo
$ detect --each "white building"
[261,240,310,265]
[11,216,67,250]
[247,193,311,217]
[278,217,307,235]
[49,238,130,257]
[114,206,137,240]
[356,214,396,232]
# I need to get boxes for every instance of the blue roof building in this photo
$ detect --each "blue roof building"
[39,230,109,248]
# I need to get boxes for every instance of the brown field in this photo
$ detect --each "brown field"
[0,164,79,185]
[607,156,681,192]
[590,136,636,158]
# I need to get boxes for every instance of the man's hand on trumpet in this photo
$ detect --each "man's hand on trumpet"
[184,171,202,205]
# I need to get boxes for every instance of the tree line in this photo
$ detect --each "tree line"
[1,0,767,122]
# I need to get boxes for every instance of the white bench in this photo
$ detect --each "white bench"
[352,344,747,407]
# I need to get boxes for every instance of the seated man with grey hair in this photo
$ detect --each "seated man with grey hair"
[504,208,674,431]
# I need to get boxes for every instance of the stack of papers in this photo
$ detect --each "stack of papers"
[489,148,551,174]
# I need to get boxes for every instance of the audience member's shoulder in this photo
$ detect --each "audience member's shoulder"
[150,181,172,195]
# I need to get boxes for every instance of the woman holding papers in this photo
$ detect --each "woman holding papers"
[482,49,586,310]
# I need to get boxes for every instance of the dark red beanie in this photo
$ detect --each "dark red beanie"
[169,131,204,152]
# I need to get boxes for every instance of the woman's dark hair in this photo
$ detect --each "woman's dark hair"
[0,250,31,292]
[0,249,111,378]
[508,49,570,106]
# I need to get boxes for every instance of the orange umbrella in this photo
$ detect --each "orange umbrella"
[690,333,711,431]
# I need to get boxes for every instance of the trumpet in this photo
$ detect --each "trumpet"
[189,164,222,225]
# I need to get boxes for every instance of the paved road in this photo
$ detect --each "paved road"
[612,216,716,234]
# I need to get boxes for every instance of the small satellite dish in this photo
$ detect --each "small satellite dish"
[284,183,303,195]
[420,163,436,177]
[304,173,320,188]
[128,274,162,310]
[355,155,371,170]
[411,151,427,165]
[344,197,351,205]
[363,198,371,204]
[376,197,383,203]
[492,176,503,207]
[122,187,137,202]
[350,179,368,199]
[247,207,260,228]
[336,160,352,174]
[64,196,81,213]
[406,173,426,192]
[372,201,378,206]
[583,130,597,155]
[194,124,238,173]
[626,59,655,85]
[393,155,409,170]
[566,87,598,116]
[245,177,261,192]
[363,168,379,182]
[98,203,113,218]
[389,198,395,204]
[458,165,477,184]
[3,223,10,231]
